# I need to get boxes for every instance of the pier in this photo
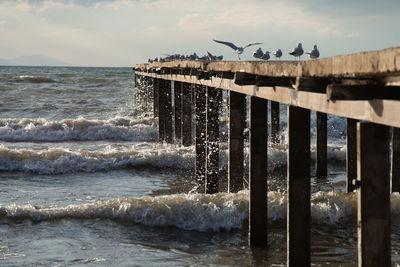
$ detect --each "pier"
[134,47,400,266]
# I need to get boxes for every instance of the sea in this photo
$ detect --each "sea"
[1,65,400,266]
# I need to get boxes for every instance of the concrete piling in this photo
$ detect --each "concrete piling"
[182,82,192,146]
[316,112,327,178]
[195,85,207,187]
[347,118,357,192]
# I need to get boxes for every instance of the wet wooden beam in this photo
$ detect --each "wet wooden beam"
[392,128,400,192]
[181,82,192,146]
[195,85,207,187]
[174,81,182,141]
[158,79,166,142]
[164,80,173,143]
[347,118,357,192]
[136,72,400,129]
[316,112,327,178]
[287,106,310,266]
[270,101,280,144]
[357,122,391,267]
[205,87,220,194]
[249,96,268,247]
[153,78,159,117]
[228,91,246,193]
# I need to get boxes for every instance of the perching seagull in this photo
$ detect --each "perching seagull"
[207,51,223,61]
[273,49,282,60]
[289,43,304,60]
[306,45,320,59]
[253,47,264,59]
[213,39,262,60]
[261,51,270,61]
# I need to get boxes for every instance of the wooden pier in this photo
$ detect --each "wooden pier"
[134,47,400,266]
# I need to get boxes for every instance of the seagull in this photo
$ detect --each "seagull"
[261,51,270,61]
[253,47,264,59]
[289,43,304,60]
[273,49,282,60]
[213,39,262,60]
[306,45,320,59]
[207,51,223,61]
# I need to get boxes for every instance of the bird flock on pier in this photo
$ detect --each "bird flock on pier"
[148,40,320,63]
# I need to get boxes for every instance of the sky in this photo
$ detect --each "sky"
[0,0,399,67]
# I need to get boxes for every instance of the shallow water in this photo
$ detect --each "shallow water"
[0,65,399,266]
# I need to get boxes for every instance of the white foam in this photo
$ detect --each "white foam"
[0,117,157,142]
[0,143,195,174]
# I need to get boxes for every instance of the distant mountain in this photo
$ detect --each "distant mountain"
[0,54,71,66]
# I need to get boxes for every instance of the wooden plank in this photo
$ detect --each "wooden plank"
[195,85,207,187]
[347,119,357,192]
[137,47,400,78]
[228,91,246,193]
[287,106,310,266]
[174,81,182,141]
[270,101,280,144]
[249,96,268,247]
[357,122,391,267]
[181,82,192,146]
[205,87,221,194]
[153,78,159,117]
[135,72,400,129]
[392,128,400,192]
[164,80,173,143]
[316,112,327,178]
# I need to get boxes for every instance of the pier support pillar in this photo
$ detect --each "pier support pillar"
[392,127,400,192]
[158,79,166,142]
[153,78,159,118]
[164,80,173,143]
[271,101,280,144]
[182,83,192,146]
[357,122,391,267]
[174,81,183,141]
[205,87,221,194]
[195,85,207,187]
[316,112,327,178]
[228,91,246,193]
[347,118,357,192]
[287,106,310,266]
[249,96,268,247]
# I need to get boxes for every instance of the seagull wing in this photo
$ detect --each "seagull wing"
[243,42,263,49]
[213,40,238,50]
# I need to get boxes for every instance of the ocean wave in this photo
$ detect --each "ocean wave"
[0,117,157,142]
[0,144,194,174]
[1,190,398,231]
[16,75,56,83]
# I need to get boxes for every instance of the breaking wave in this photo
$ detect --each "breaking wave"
[1,191,399,231]
[0,117,157,142]
[0,144,194,174]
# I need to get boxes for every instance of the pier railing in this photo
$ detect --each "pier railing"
[134,46,400,267]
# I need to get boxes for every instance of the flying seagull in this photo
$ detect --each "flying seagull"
[306,45,320,59]
[273,49,282,60]
[207,51,223,61]
[289,43,304,60]
[213,39,262,60]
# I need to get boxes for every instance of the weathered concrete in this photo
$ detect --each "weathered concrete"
[357,122,391,267]
[287,106,310,266]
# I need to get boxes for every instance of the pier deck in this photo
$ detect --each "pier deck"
[134,47,400,267]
